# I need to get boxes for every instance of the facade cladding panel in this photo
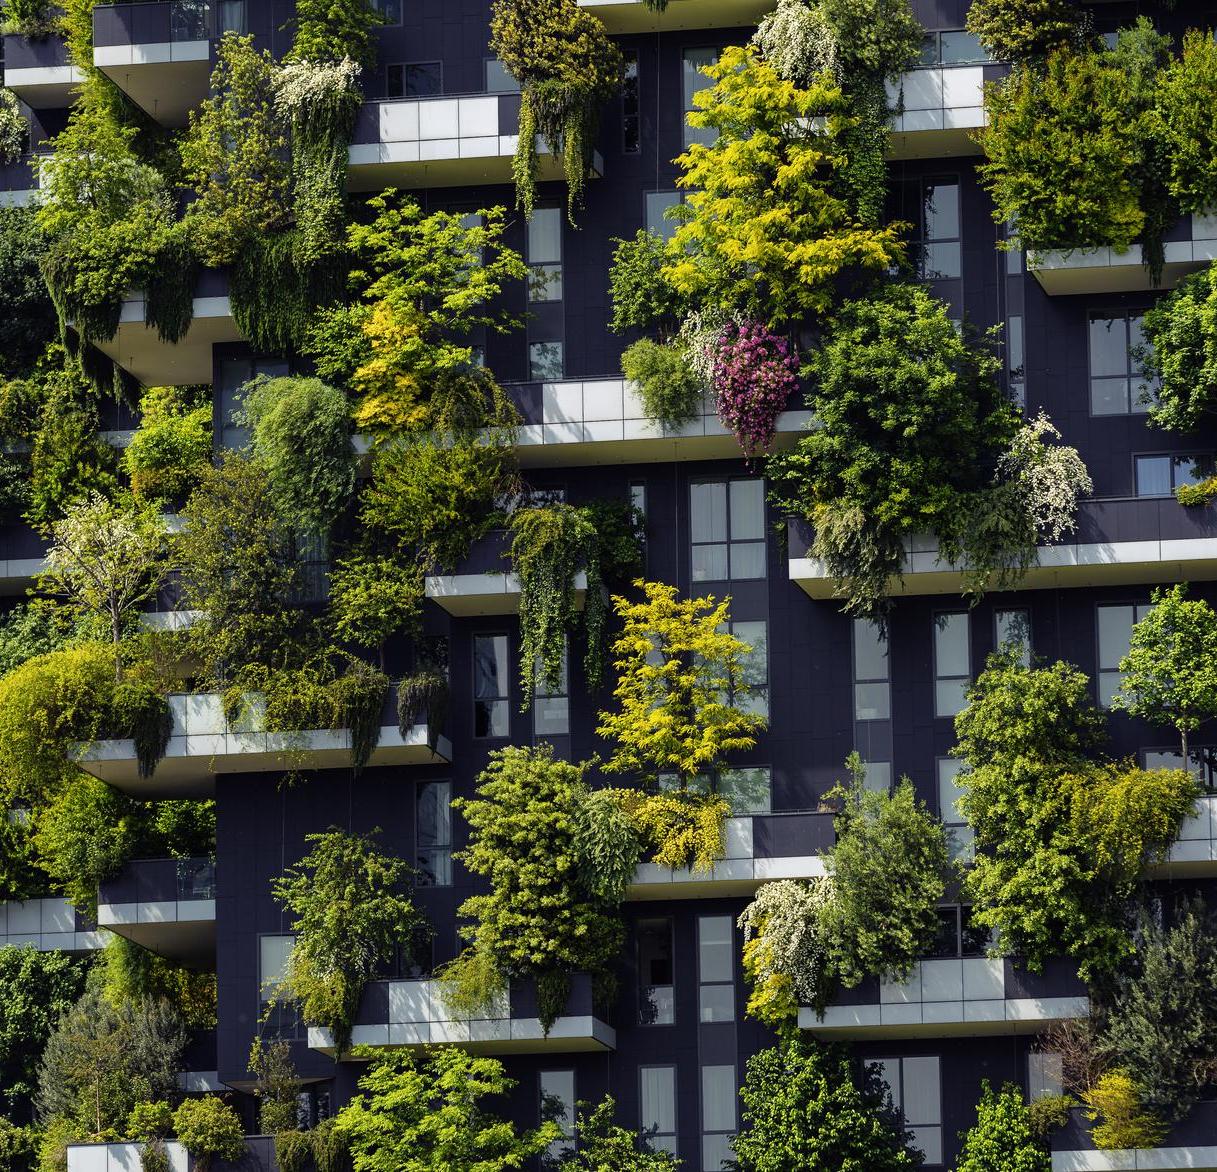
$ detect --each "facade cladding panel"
[14,0,1217,1169]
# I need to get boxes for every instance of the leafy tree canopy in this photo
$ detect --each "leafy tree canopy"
[955,1082,1050,1172]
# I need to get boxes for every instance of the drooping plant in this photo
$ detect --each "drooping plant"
[27,394,119,527]
[619,339,704,431]
[271,828,428,1055]
[122,385,212,507]
[489,0,622,220]
[711,321,799,459]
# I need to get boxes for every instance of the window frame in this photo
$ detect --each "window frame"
[689,476,766,584]
[932,610,971,719]
[415,780,453,887]
[636,915,676,1026]
[1087,308,1156,417]
[639,1064,679,1157]
[1095,601,1151,709]
[385,60,443,99]
[472,631,511,738]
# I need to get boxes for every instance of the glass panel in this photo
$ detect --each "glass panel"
[940,30,986,64]
[1097,605,1135,671]
[540,1070,575,1160]
[646,191,681,240]
[862,760,892,793]
[1091,377,1130,416]
[1135,455,1172,497]
[1098,670,1122,710]
[902,1057,942,1124]
[692,544,728,583]
[485,58,516,92]
[702,1134,734,1170]
[728,541,766,580]
[528,264,562,302]
[372,0,401,22]
[729,479,764,540]
[638,917,674,1025]
[913,1126,943,1166]
[1029,1053,1064,1101]
[534,696,569,736]
[919,32,938,65]
[682,48,717,110]
[924,241,961,280]
[698,915,733,983]
[691,481,728,543]
[995,609,1031,664]
[1089,314,1130,378]
[937,757,965,822]
[475,700,508,738]
[934,613,969,678]
[868,1059,901,1111]
[416,781,450,848]
[641,1066,676,1135]
[218,0,245,33]
[853,619,888,681]
[854,681,891,721]
[924,181,959,241]
[1174,455,1209,487]
[474,635,508,698]
[1007,314,1025,379]
[935,678,969,718]
[925,906,959,958]
[529,342,564,381]
[961,906,991,956]
[699,983,734,1022]
[407,62,442,97]
[259,935,295,993]
[700,1065,737,1130]
[717,767,771,814]
[528,208,562,264]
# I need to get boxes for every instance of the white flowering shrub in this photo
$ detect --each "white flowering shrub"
[999,410,1093,544]
[751,0,840,86]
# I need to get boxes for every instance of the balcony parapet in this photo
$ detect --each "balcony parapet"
[575,0,773,33]
[0,896,105,951]
[348,92,602,191]
[626,811,832,900]
[97,856,215,967]
[788,497,1217,601]
[2,32,84,107]
[308,972,615,1057]
[800,956,1088,1039]
[67,1137,278,1172]
[886,63,1006,161]
[1029,213,1217,296]
[1052,1101,1217,1170]
[72,687,450,798]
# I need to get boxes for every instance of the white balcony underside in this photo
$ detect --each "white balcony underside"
[95,44,210,127]
[424,570,588,617]
[94,295,239,387]
[96,901,215,967]
[1054,1149,1217,1171]
[4,65,85,107]
[576,0,774,33]
[801,995,1088,1039]
[309,1016,616,1057]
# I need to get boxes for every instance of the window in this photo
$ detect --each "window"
[485,58,517,92]
[853,619,890,721]
[728,620,768,718]
[534,641,570,737]
[637,917,674,1025]
[868,1057,942,1165]
[386,61,442,98]
[539,1071,575,1164]
[1029,1052,1064,1101]
[923,904,991,958]
[682,48,718,148]
[690,478,765,582]
[1097,603,1151,708]
[936,757,973,861]
[700,1065,737,1171]
[1089,310,1156,415]
[1006,313,1025,408]
[529,342,564,381]
[1145,746,1217,794]
[527,207,563,302]
[415,781,452,886]
[920,178,961,279]
[370,0,401,24]
[170,0,208,39]
[934,612,970,718]
[640,1066,677,1156]
[260,934,302,1038]
[645,191,681,241]
[218,0,246,33]
[697,914,734,1023]
[919,29,988,65]
[1135,453,1213,498]
[219,356,289,448]
[995,608,1031,667]
[715,766,771,814]
[623,50,640,153]
[474,634,510,737]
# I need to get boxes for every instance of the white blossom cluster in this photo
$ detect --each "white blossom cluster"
[678,308,735,388]
[751,0,840,87]
[999,410,1094,544]
[0,89,28,167]
[738,877,835,1008]
[274,57,362,121]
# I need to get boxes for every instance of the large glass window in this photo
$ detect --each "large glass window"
[474,634,510,737]
[1135,453,1213,498]
[637,917,674,1025]
[528,207,563,303]
[936,756,974,861]
[682,48,718,148]
[386,61,442,98]
[697,914,734,1023]
[623,50,640,153]
[728,620,768,718]
[534,641,570,737]
[690,479,765,582]
[645,191,681,241]
[539,1070,575,1165]
[529,341,564,381]
[995,608,1031,667]
[919,29,989,65]
[260,934,302,1038]
[934,612,970,718]
[869,1057,943,1165]
[1089,311,1156,415]
[701,1065,737,1171]
[485,58,517,92]
[219,356,289,448]
[920,178,961,279]
[715,766,771,814]
[853,619,890,721]
[1097,603,1151,708]
[1145,746,1217,794]
[1029,1053,1064,1101]
[640,1066,677,1156]
[370,0,401,24]
[415,781,451,886]
[923,904,990,959]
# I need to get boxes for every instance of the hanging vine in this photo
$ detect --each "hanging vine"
[490,0,622,220]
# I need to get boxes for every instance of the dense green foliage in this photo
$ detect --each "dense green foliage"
[733,1039,917,1170]
[122,387,212,507]
[561,1097,680,1169]
[620,339,703,430]
[172,1099,246,1169]
[955,1082,1050,1172]
[1157,31,1217,215]
[0,210,56,378]
[271,829,427,1054]
[1083,1070,1167,1151]
[333,1047,560,1171]
[965,0,1081,63]
[1139,264,1217,432]
[607,231,686,337]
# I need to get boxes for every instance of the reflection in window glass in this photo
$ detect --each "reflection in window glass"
[370,0,401,24]
[474,634,510,736]
[529,342,564,381]
[1097,603,1151,708]
[623,50,640,153]
[1145,746,1217,794]
[995,609,1031,666]
[416,781,452,886]
[1089,311,1156,415]
[485,58,517,92]
[539,1071,574,1164]
[682,48,718,148]
[700,1065,737,1171]
[853,619,890,721]
[1135,453,1212,498]
[716,766,771,814]
[690,479,764,582]
[934,612,970,718]
[869,1057,943,1166]
[641,1066,677,1155]
[534,641,569,736]
[646,191,681,241]
[729,620,768,718]
[936,757,973,862]
[386,61,442,98]
[637,917,674,1025]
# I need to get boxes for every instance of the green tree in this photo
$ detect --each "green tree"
[38,493,169,663]
[1157,30,1217,215]
[122,386,212,507]
[333,1047,561,1171]
[1114,584,1217,759]
[733,1039,917,1171]
[662,46,904,324]
[825,763,953,989]
[0,209,57,378]
[180,33,290,266]
[1138,265,1217,432]
[0,947,89,1123]
[0,1118,37,1172]
[596,580,767,784]
[445,746,621,1031]
[559,1097,679,1169]
[964,0,1081,63]
[271,828,427,1054]
[956,1082,1049,1172]
[172,1099,246,1170]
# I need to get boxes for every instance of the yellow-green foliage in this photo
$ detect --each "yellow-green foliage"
[663,45,904,324]
[122,386,212,507]
[606,788,729,872]
[1083,1071,1167,1151]
[740,930,799,1032]
[596,580,767,784]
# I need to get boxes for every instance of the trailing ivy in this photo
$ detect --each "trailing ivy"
[397,670,448,745]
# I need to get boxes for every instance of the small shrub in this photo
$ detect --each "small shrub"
[123,386,212,507]
[172,1099,246,1170]
[126,1101,173,1141]
[274,1131,311,1172]
[1082,1071,1167,1151]
[956,1082,1049,1172]
[620,338,703,430]
[1027,1095,1074,1141]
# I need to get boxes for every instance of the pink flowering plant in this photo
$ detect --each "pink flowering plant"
[712,321,799,459]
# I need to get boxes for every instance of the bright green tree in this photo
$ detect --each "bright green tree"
[733,1038,918,1171]
[1114,584,1217,759]
[122,386,213,507]
[596,580,767,785]
[662,46,904,324]
[333,1047,561,1171]
[956,1082,1049,1172]
[965,0,1081,63]
[1139,265,1217,432]
[560,1096,680,1169]
[1157,30,1217,214]
[271,828,427,1054]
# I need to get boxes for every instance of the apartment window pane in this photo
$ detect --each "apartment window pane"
[701,1065,736,1171]
[623,50,640,153]
[729,479,764,540]
[260,934,295,994]
[416,781,452,886]
[1090,312,1151,415]
[692,479,763,582]
[870,1057,942,1167]
[730,620,768,719]
[861,759,892,794]
[534,642,569,736]
[682,48,718,148]
[698,914,734,1022]
[1146,746,1217,794]
[641,1066,677,1154]
[854,619,890,721]
[474,634,510,737]
[937,757,965,824]
[646,191,681,241]
[218,0,246,33]
[691,481,727,544]
[940,29,986,64]
[387,61,442,98]
[934,612,970,718]
[1135,455,1172,497]
[1029,1053,1064,1101]
[529,342,563,381]
[638,917,674,1025]
[539,1070,574,1163]
[528,207,561,264]
[995,608,1031,665]
[1097,603,1150,708]
[717,766,771,814]
[370,0,401,23]
[485,58,516,92]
